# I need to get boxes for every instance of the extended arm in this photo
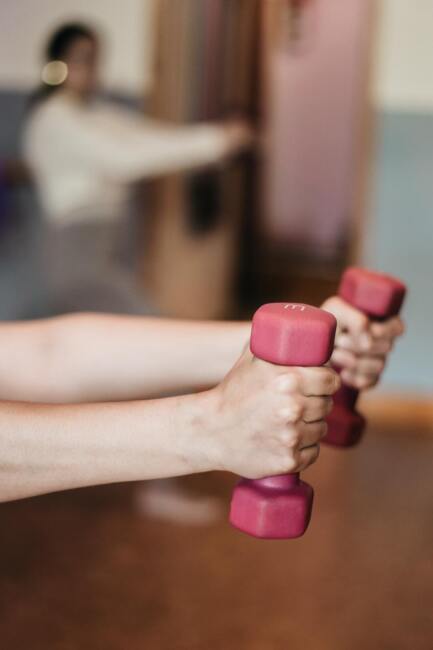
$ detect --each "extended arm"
[0,314,250,403]
[0,303,404,405]
[0,391,219,502]
[0,350,338,502]
[26,101,253,184]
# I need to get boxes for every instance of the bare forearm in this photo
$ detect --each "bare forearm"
[66,315,250,401]
[0,391,216,502]
[0,315,250,403]
[0,339,340,503]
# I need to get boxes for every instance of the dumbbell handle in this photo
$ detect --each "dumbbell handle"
[252,474,300,488]
[333,375,361,412]
[333,383,359,409]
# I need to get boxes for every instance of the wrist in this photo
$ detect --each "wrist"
[216,322,250,375]
[170,389,223,476]
[187,387,225,474]
[200,321,249,387]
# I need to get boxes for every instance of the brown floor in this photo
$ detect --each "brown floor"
[1,423,432,650]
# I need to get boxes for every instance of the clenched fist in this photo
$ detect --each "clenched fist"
[322,296,405,390]
[207,347,340,479]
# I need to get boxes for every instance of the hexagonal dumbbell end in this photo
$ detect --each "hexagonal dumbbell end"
[229,303,337,539]
[230,474,314,539]
[324,267,407,448]
[338,267,406,319]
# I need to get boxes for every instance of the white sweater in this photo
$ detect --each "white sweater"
[23,92,229,225]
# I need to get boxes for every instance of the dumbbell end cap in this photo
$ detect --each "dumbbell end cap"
[251,303,336,366]
[340,267,406,319]
[229,478,314,539]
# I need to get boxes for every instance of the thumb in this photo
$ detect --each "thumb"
[322,296,369,337]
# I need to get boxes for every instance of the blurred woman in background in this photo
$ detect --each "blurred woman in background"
[23,23,251,315]
[22,22,252,523]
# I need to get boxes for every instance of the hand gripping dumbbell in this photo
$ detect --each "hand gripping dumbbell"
[229,303,337,539]
[323,267,406,448]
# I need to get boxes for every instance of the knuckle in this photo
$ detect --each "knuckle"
[289,424,302,447]
[289,401,303,422]
[318,421,328,440]
[278,430,292,446]
[275,400,303,424]
[282,452,297,474]
[325,369,340,393]
[274,372,299,394]
[274,408,291,425]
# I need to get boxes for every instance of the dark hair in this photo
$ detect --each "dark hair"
[28,23,97,110]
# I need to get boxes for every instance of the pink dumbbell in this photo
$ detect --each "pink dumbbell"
[229,303,337,539]
[323,267,407,447]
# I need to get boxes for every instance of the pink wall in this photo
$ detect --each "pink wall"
[264,0,372,256]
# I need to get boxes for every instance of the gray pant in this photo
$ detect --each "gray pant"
[38,218,155,317]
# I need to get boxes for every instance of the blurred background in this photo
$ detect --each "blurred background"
[0,1,432,649]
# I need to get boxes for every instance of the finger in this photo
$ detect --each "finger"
[351,356,386,376]
[335,333,392,356]
[296,444,321,472]
[331,347,358,370]
[322,297,369,336]
[296,367,341,397]
[301,396,334,423]
[361,338,393,355]
[333,349,386,375]
[293,420,328,448]
[370,317,405,340]
[340,369,380,391]
[335,332,373,354]
[332,349,388,379]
